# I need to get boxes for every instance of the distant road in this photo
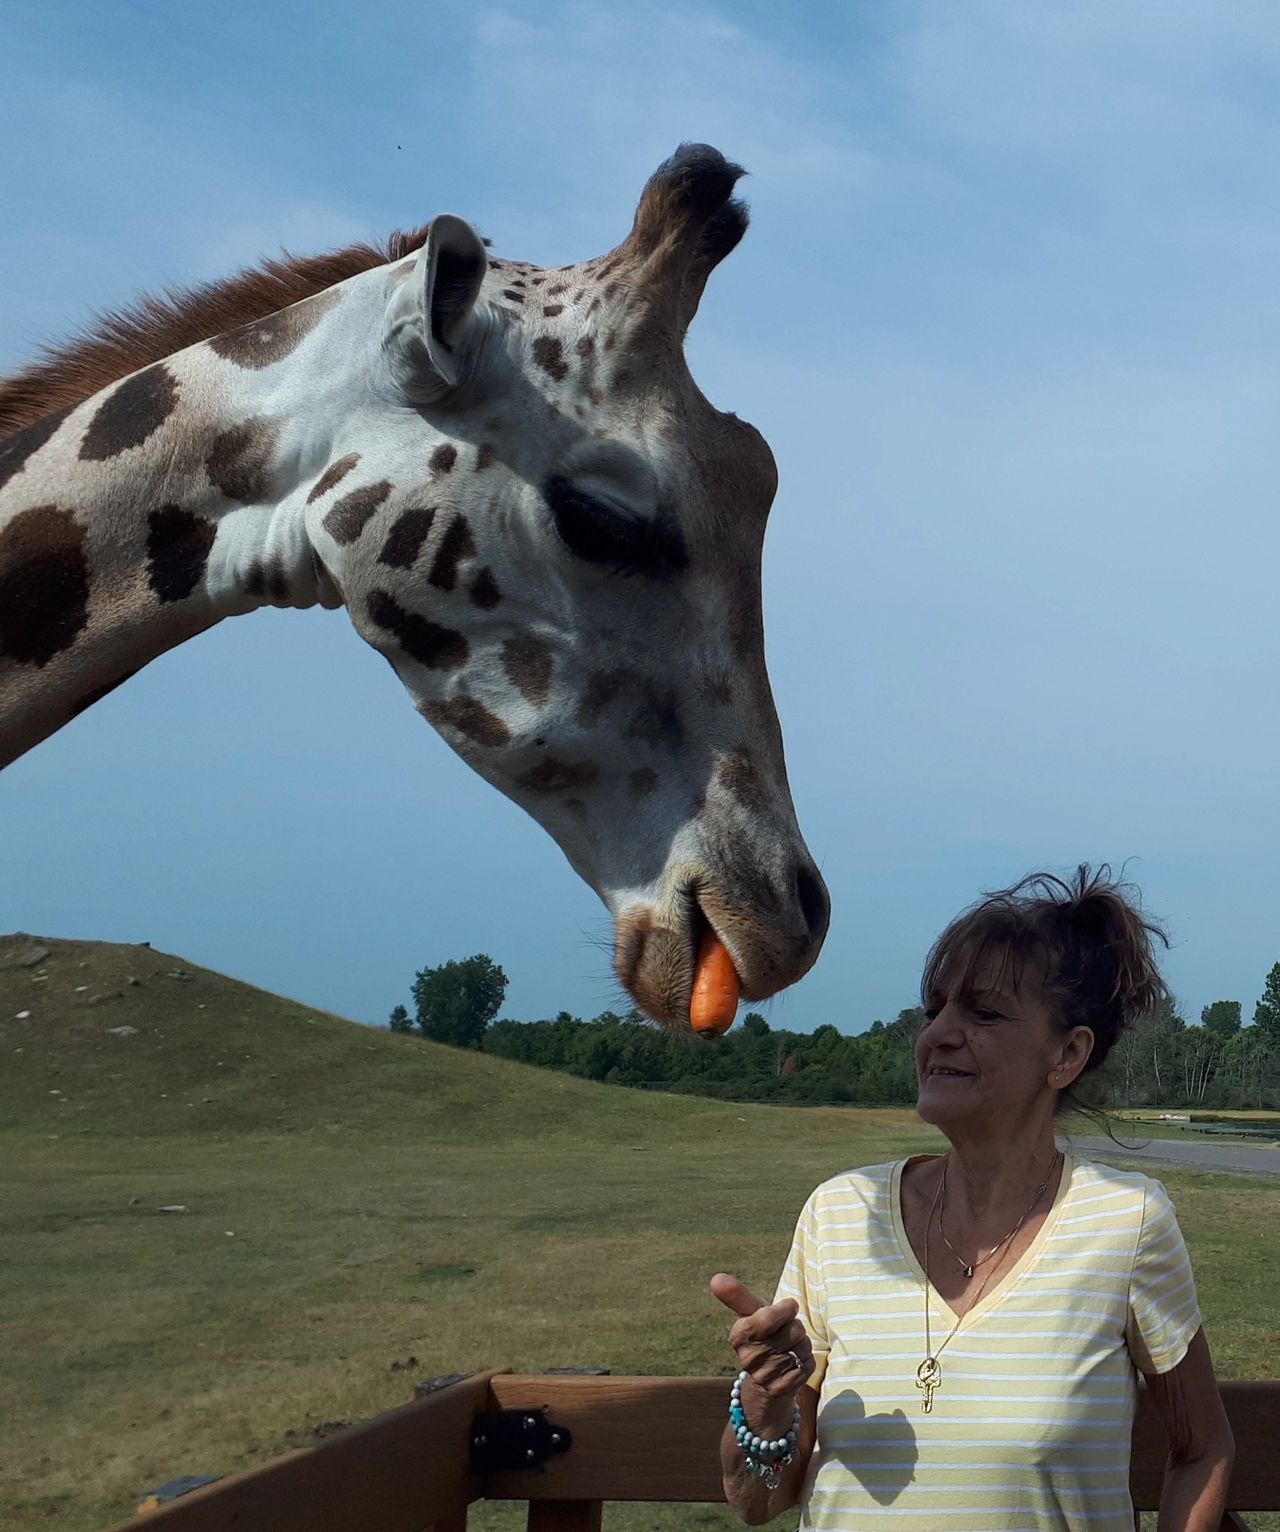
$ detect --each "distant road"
[1064,1134,1280,1179]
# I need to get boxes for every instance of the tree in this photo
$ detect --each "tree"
[1254,963,1280,1040]
[1201,1001,1241,1038]
[742,1012,771,1037]
[411,954,508,1049]
[388,1003,412,1033]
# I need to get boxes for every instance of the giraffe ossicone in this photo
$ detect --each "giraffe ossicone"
[0,144,830,1028]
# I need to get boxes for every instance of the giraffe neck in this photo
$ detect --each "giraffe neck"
[0,276,386,768]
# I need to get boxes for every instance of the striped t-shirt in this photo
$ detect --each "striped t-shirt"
[774,1152,1201,1532]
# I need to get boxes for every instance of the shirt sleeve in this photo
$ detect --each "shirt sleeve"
[773,1188,831,1392]
[1124,1179,1202,1375]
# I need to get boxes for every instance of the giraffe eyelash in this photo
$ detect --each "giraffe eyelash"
[543,476,687,577]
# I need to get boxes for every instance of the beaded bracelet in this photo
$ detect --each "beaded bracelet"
[729,1371,802,1490]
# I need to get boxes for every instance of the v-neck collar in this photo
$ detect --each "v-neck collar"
[890,1149,1075,1326]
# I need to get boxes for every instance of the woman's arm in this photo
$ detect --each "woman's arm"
[1145,1327,1234,1532]
[720,1381,818,1526]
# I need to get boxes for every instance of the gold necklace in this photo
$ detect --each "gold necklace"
[914,1151,1061,1414]
[938,1153,1058,1277]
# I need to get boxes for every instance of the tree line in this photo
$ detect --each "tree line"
[389,955,1280,1110]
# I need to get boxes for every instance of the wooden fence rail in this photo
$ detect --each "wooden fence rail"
[107,1372,1280,1532]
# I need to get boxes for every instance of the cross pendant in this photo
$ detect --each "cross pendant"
[963,1263,974,1278]
[915,1356,941,1414]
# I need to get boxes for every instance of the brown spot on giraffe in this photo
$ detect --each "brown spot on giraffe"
[547,282,568,296]
[716,747,769,811]
[469,567,502,609]
[146,507,216,603]
[625,687,683,751]
[207,288,340,370]
[366,590,468,670]
[518,758,600,794]
[475,443,496,472]
[502,636,553,707]
[428,514,476,591]
[306,453,360,504]
[542,304,564,318]
[533,337,569,382]
[577,668,631,728]
[205,417,279,503]
[0,406,73,492]
[628,766,660,800]
[379,507,436,569]
[419,696,511,749]
[429,443,458,475]
[323,480,390,545]
[503,289,525,304]
[575,336,595,358]
[0,504,90,665]
[79,364,179,461]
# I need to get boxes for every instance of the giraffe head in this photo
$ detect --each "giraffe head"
[304,146,827,1027]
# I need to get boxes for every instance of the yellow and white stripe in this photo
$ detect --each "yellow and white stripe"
[775,1152,1201,1532]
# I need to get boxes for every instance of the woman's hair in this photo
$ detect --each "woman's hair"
[920,865,1171,1117]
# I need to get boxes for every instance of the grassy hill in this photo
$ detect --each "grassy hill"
[4,935,1278,1532]
[0,930,722,1143]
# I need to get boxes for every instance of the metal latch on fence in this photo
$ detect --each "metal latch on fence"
[469,1408,573,1472]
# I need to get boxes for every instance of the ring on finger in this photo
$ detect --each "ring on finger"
[786,1349,803,1369]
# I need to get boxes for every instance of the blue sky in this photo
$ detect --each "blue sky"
[3,1,1279,1034]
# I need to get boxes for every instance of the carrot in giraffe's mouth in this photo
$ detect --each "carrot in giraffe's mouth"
[690,927,740,1036]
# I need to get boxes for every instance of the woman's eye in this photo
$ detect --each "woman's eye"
[973,1010,1004,1024]
[923,1006,941,1021]
[545,477,687,576]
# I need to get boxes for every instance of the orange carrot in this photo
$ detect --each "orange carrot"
[690,929,740,1036]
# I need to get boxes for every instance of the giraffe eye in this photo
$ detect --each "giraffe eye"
[544,476,687,576]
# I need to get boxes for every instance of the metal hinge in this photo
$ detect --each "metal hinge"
[470,1408,573,1472]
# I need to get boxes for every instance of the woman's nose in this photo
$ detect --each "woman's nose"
[921,1003,964,1044]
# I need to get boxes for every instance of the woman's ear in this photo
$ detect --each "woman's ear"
[1052,1025,1095,1088]
[383,214,488,398]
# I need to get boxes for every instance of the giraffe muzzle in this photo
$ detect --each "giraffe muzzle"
[613,858,830,1031]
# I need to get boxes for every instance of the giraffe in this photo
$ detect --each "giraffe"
[0,145,829,1028]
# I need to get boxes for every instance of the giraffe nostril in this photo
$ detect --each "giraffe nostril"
[795,863,830,942]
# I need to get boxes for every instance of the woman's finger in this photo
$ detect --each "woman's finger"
[709,1272,770,1318]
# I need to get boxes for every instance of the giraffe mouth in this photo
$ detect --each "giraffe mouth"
[612,888,739,1032]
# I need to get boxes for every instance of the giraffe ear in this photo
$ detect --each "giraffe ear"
[383,214,488,397]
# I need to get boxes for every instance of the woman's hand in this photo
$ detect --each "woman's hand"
[710,1271,815,1399]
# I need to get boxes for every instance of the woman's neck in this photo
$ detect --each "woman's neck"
[938,1116,1062,1220]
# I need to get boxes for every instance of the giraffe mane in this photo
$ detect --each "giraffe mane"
[0,225,432,439]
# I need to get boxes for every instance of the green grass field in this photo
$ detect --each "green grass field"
[3,935,1278,1532]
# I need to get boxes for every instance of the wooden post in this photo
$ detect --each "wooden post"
[527,1502,603,1532]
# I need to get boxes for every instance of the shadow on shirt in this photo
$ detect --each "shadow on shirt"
[817,1389,918,1505]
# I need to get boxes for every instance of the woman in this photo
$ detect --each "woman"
[712,867,1234,1530]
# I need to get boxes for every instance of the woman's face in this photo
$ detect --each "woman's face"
[914,963,1089,1136]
